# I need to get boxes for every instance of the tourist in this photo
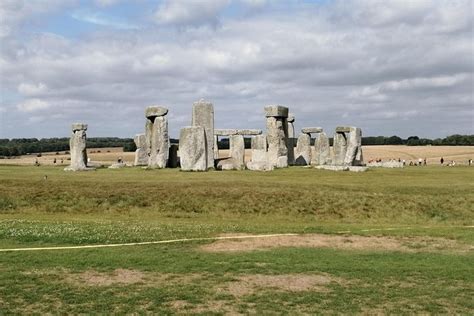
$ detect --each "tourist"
[418,158,423,166]
[440,157,444,165]
[53,158,57,164]
[423,158,427,166]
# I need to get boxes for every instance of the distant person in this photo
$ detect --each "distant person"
[423,158,427,166]
[418,158,423,166]
[409,161,413,166]
[398,158,401,162]
[60,159,64,164]
[469,159,472,166]
[53,158,57,164]
[118,156,123,163]
[402,159,406,166]
[440,157,444,165]
[34,158,40,166]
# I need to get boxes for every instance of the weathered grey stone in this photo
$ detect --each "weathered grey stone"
[145,108,169,168]
[316,165,367,172]
[335,126,351,133]
[287,113,295,165]
[228,134,245,170]
[247,135,272,171]
[301,127,323,134]
[145,106,168,118]
[109,162,126,169]
[367,161,404,168]
[264,105,289,118]
[134,133,148,166]
[168,144,179,168]
[344,127,363,166]
[315,165,349,171]
[215,129,262,136]
[213,135,219,160]
[312,132,330,166]
[265,105,289,168]
[192,99,214,169]
[294,133,311,166]
[179,126,207,171]
[333,131,347,165]
[287,113,295,123]
[64,123,93,171]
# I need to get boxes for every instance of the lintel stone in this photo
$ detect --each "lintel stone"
[72,123,87,131]
[301,127,323,134]
[264,105,289,118]
[335,126,352,133]
[145,106,168,118]
[215,129,262,136]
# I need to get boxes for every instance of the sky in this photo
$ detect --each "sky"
[0,0,472,139]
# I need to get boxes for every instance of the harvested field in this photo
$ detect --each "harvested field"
[1,145,473,166]
[200,233,472,254]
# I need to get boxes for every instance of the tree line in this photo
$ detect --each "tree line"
[0,134,472,157]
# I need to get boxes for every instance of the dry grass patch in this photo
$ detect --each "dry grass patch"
[67,269,146,286]
[222,274,344,297]
[200,234,472,253]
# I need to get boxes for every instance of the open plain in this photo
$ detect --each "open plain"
[0,164,472,314]
[1,145,473,167]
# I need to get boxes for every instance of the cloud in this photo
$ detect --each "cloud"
[71,9,139,29]
[17,99,51,112]
[154,0,229,27]
[1,0,473,138]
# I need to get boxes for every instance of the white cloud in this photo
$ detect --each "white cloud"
[17,99,51,112]
[1,0,473,138]
[154,0,229,27]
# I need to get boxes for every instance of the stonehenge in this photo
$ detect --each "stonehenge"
[65,100,367,173]
[179,126,207,171]
[64,123,94,171]
[265,105,289,168]
[133,133,148,166]
[145,106,169,168]
[192,99,214,169]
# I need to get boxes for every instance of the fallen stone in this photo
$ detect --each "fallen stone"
[108,162,127,169]
[179,126,207,171]
[367,161,404,168]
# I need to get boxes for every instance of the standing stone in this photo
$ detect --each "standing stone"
[217,134,245,170]
[294,133,311,166]
[265,105,289,168]
[133,133,148,166]
[179,126,207,171]
[145,106,169,168]
[230,135,245,169]
[192,99,214,169]
[168,144,179,168]
[313,132,330,166]
[333,131,347,166]
[247,134,272,171]
[64,123,93,171]
[344,127,363,166]
[287,113,295,165]
[214,135,219,160]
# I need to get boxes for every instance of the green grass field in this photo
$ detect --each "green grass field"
[0,165,473,314]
